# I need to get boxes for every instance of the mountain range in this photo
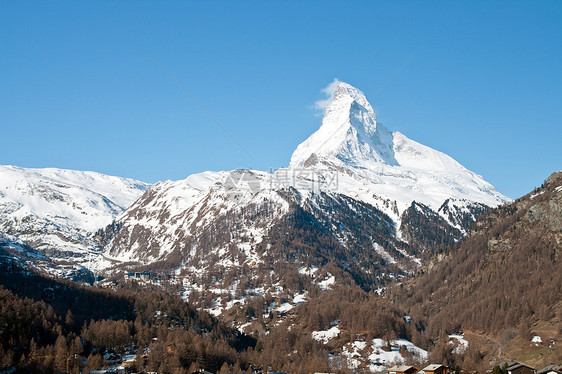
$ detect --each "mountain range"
[0,82,508,285]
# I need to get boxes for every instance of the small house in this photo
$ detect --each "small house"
[190,369,213,374]
[498,362,519,370]
[421,364,451,374]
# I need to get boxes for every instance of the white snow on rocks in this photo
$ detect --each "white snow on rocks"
[0,164,149,233]
[0,164,150,269]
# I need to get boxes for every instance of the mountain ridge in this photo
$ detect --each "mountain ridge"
[0,164,150,272]
[96,81,508,297]
[2,82,553,373]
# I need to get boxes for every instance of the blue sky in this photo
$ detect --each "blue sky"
[1,1,560,199]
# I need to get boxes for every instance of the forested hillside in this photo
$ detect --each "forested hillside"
[390,171,562,369]
[0,257,255,373]
[0,254,429,373]
[2,169,560,373]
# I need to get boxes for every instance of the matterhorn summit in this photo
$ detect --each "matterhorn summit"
[290,82,396,168]
[289,81,508,215]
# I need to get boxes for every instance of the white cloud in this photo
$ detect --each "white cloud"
[313,78,341,113]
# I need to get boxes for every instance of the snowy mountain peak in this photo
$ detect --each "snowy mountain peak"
[1,82,510,280]
[290,81,395,169]
[289,81,509,213]
[332,82,373,111]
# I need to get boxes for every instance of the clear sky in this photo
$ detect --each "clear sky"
[1,1,560,199]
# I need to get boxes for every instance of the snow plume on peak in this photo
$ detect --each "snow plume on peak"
[332,81,373,110]
[314,78,342,111]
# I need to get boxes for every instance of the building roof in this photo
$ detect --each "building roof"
[499,361,519,368]
[507,363,536,372]
[389,366,417,372]
[192,370,213,374]
[423,364,446,371]
[538,365,562,374]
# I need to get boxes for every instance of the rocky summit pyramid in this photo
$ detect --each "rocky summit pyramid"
[291,82,397,168]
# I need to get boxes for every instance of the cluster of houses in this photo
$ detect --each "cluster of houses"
[123,271,154,282]
[122,270,177,283]
[387,362,562,374]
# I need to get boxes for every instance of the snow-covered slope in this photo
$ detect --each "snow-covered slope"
[103,170,289,263]
[0,164,150,260]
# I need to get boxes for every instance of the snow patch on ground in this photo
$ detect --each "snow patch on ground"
[237,322,252,333]
[342,340,367,369]
[449,334,469,354]
[312,326,340,344]
[373,243,396,264]
[299,266,319,277]
[529,191,545,199]
[318,273,335,290]
[276,302,294,313]
[293,292,308,304]
[368,338,428,370]
[338,337,428,372]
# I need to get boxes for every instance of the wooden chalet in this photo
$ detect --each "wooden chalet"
[421,364,451,374]
[505,362,537,374]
